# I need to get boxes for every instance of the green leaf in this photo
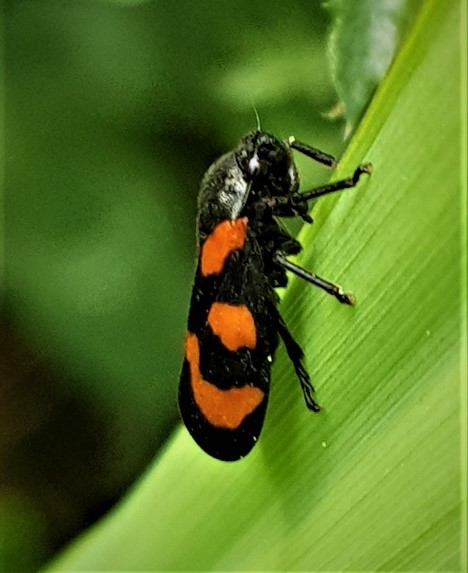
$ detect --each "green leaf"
[327,0,424,133]
[46,0,464,570]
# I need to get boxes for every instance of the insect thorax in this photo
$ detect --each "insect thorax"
[197,131,298,238]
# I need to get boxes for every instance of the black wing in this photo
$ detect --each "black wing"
[178,225,280,461]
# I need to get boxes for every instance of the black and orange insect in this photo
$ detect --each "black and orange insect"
[179,130,371,461]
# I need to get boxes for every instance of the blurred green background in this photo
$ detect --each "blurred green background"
[2,1,355,569]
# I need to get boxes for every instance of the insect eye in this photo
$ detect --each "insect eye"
[248,154,261,176]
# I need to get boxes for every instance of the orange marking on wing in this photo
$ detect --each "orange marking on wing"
[208,302,256,351]
[200,218,248,276]
[185,333,264,430]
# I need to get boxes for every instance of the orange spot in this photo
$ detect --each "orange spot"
[208,303,256,351]
[200,218,248,276]
[185,333,264,430]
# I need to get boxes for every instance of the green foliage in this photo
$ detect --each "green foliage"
[45,0,464,570]
[327,0,425,133]
[3,1,341,570]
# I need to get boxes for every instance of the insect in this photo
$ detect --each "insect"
[178,130,371,461]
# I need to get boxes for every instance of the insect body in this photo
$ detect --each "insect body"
[179,130,371,461]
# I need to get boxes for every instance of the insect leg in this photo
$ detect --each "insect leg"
[288,136,337,168]
[276,311,320,412]
[274,252,355,305]
[295,163,372,202]
[263,163,371,221]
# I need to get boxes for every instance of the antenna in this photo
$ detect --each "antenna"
[250,103,261,132]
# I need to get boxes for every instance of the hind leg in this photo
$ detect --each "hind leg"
[276,312,320,412]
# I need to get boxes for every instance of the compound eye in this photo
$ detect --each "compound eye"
[248,153,261,175]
